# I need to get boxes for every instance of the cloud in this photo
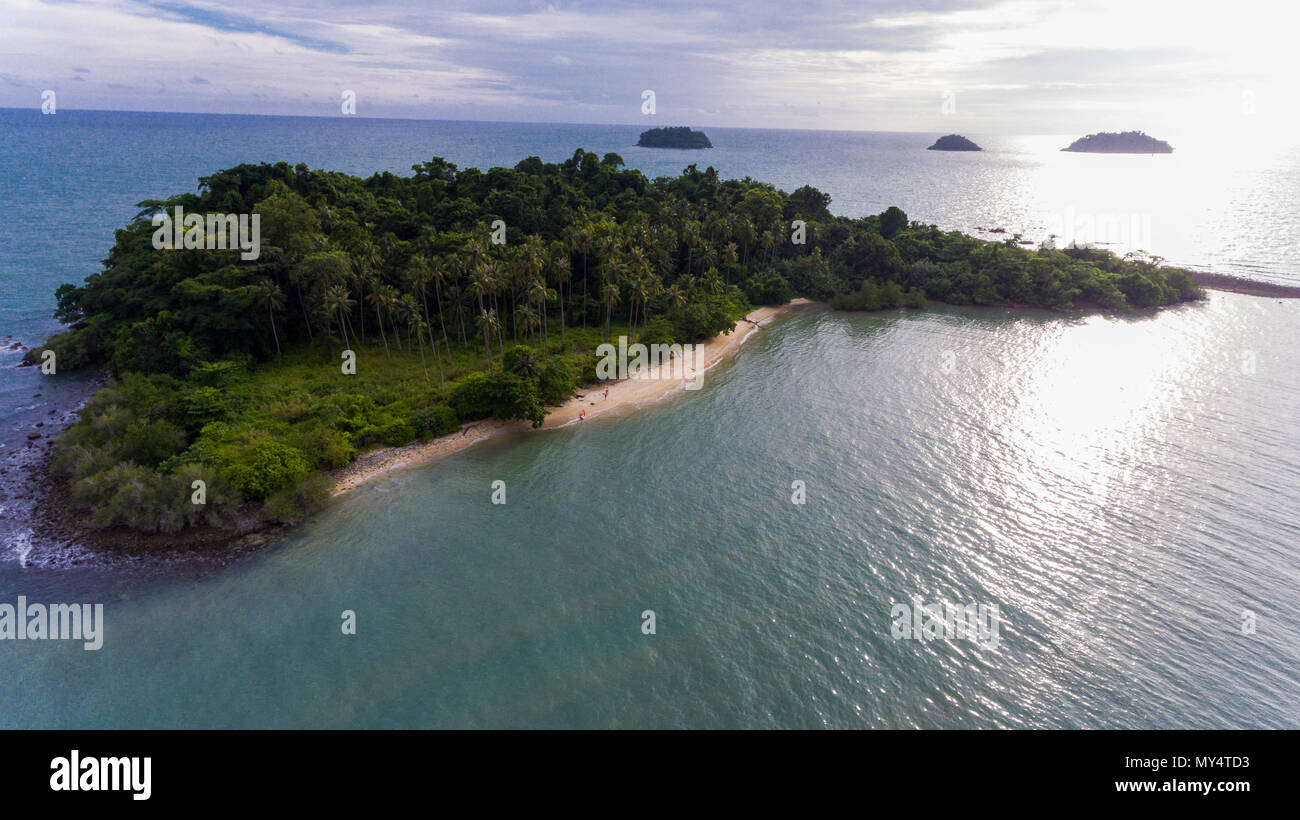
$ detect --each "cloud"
[0,0,1294,134]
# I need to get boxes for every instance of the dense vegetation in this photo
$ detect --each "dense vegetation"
[927,134,981,151]
[1062,131,1173,153]
[637,127,713,149]
[33,150,1202,536]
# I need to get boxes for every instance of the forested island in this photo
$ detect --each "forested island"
[928,134,981,151]
[29,151,1202,542]
[637,127,712,148]
[1062,131,1173,153]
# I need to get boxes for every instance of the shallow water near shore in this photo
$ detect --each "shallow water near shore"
[2,295,1297,729]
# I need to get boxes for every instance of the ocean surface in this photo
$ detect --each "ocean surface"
[0,110,1297,728]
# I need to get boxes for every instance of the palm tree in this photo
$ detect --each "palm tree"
[602,276,621,345]
[681,219,701,276]
[568,218,596,328]
[322,285,356,352]
[525,277,548,347]
[475,308,501,367]
[467,268,494,361]
[350,254,372,341]
[516,303,540,343]
[366,285,394,358]
[256,279,285,356]
[702,268,725,295]
[428,255,452,351]
[407,255,445,396]
[401,295,430,382]
[356,239,382,339]
[550,245,571,346]
[379,284,403,353]
[446,283,469,348]
[665,284,687,317]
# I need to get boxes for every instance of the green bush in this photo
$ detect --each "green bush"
[448,372,493,420]
[182,385,231,430]
[411,405,460,437]
[296,427,355,468]
[538,360,576,405]
[263,471,333,524]
[378,419,417,446]
[216,439,311,500]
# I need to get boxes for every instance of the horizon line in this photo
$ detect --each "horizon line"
[0,105,1085,139]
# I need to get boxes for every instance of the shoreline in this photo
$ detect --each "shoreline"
[13,281,1283,566]
[1191,271,1300,299]
[16,299,813,566]
[331,298,814,495]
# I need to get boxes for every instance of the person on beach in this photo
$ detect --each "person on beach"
[603,388,609,400]
[580,410,587,421]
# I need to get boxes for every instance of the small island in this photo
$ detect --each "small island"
[25,153,1203,551]
[637,126,712,149]
[927,134,981,151]
[1062,131,1173,154]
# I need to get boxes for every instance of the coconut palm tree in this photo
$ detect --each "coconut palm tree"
[475,308,501,367]
[407,255,445,395]
[516,303,540,343]
[428,255,451,351]
[256,279,285,356]
[664,284,687,317]
[467,268,494,361]
[525,276,548,347]
[366,285,394,358]
[401,295,429,382]
[549,244,571,346]
[322,285,356,352]
[445,282,469,348]
[602,273,621,344]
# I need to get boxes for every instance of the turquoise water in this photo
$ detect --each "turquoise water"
[4,298,1298,728]
[1,111,1298,728]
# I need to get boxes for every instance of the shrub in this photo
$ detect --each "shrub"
[538,360,576,405]
[298,427,355,468]
[448,372,493,420]
[216,439,311,500]
[262,471,333,524]
[378,419,417,446]
[503,345,541,379]
[411,405,460,437]
[182,385,231,430]
[118,418,189,468]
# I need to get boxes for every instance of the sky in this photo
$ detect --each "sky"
[1,0,1295,135]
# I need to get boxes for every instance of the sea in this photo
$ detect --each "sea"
[0,109,1296,728]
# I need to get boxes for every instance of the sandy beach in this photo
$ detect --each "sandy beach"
[331,299,813,495]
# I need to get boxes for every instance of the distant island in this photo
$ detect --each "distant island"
[927,134,981,151]
[1062,131,1173,154]
[637,126,712,149]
